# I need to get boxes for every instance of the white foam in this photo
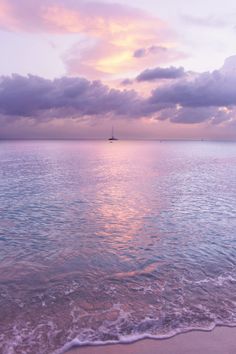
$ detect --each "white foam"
[54,323,235,354]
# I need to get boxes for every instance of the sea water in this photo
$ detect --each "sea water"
[1,140,236,354]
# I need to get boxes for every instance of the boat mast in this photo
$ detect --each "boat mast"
[108,125,118,140]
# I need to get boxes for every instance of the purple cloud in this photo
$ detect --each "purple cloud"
[133,48,146,58]
[0,56,236,133]
[0,74,144,119]
[136,66,185,81]
[170,107,218,124]
[149,70,236,107]
[142,56,236,124]
[121,78,133,86]
[133,46,167,58]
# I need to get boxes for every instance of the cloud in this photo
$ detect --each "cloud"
[121,78,133,86]
[0,0,182,78]
[149,69,236,108]
[169,107,219,124]
[136,66,185,82]
[0,56,236,134]
[0,74,145,119]
[133,46,167,58]
[61,3,182,78]
[146,56,236,124]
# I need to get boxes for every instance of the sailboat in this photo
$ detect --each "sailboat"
[108,126,118,141]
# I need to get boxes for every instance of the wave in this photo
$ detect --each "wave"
[54,322,236,354]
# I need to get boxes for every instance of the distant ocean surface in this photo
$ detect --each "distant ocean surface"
[1,140,236,354]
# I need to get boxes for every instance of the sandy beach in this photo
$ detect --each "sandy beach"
[67,326,236,354]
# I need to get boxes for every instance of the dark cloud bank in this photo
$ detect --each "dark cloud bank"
[0,56,236,133]
[0,75,143,118]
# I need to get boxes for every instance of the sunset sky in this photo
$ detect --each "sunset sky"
[0,0,236,139]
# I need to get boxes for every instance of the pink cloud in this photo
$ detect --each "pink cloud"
[59,2,183,78]
[0,0,183,78]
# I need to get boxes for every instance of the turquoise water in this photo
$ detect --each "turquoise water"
[1,140,236,354]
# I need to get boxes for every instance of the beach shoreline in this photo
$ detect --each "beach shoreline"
[66,326,236,354]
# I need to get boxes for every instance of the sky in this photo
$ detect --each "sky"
[0,0,236,139]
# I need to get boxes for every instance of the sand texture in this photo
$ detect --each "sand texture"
[67,326,236,354]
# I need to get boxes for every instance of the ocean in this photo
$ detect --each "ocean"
[1,140,236,354]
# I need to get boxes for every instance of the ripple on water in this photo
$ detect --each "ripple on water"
[1,141,236,353]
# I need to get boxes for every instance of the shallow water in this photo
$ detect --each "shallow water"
[1,140,236,354]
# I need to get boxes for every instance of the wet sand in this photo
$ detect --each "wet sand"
[67,326,236,354]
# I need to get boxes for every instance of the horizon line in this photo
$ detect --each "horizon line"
[0,138,236,142]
